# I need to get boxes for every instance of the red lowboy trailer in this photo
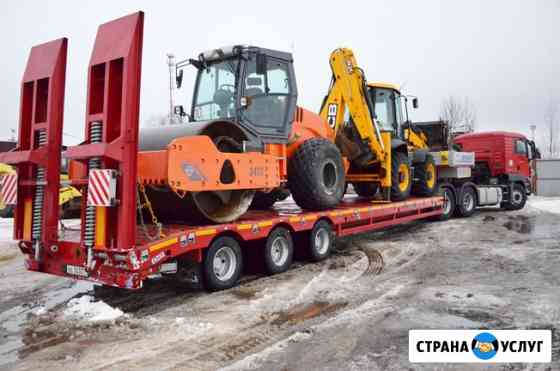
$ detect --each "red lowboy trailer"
[0,12,444,291]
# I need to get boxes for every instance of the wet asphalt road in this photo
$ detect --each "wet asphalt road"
[0,202,558,370]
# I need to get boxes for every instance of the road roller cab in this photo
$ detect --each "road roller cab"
[137,45,343,223]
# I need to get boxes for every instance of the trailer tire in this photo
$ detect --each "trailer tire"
[352,182,379,198]
[430,186,455,221]
[263,227,293,274]
[455,186,476,217]
[289,138,345,210]
[412,155,437,197]
[203,236,243,291]
[391,152,412,201]
[307,220,334,261]
[503,183,527,211]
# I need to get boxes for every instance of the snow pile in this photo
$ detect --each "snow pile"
[64,295,124,322]
[529,196,560,215]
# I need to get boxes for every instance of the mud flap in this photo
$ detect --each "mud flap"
[173,260,204,290]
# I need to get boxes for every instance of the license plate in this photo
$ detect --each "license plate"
[66,264,89,277]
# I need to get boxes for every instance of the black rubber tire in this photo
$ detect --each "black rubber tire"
[502,183,527,210]
[0,205,14,218]
[250,188,290,210]
[288,138,345,210]
[431,186,456,221]
[390,152,412,202]
[202,236,243,291]
[352,182,379,198]
[455,186,477,217]
[307,220,334,262]
[412,155,437,197]
[263,227,294,274]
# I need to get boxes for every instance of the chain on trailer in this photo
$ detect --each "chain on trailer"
[137,183,165,241]
[31,129,47,261]
[84,122,102,268]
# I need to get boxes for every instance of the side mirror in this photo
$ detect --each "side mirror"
[174,105,185,116]
[412,98,419,109]
[256,53,267,75]
[176,69,184,89]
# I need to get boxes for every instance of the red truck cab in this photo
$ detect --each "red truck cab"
[454,131,539,209]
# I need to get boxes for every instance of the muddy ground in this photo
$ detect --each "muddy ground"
[0,199,559,371]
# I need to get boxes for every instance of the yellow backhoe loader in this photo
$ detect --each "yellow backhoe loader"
[319,48,437,201]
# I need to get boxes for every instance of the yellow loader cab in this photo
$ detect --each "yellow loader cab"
[0,163,82,219]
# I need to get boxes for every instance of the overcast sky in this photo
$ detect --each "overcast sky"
[1,0,559,146]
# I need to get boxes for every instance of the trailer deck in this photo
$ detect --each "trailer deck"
[21,195,443,289]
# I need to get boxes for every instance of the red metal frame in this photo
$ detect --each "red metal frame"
[0,38,67,243]
[65,12,144,251]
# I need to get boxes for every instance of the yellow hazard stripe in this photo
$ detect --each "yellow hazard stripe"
[149,237,178,252]
[195,229,216,237]
[257,221,273,227]
[237,224,252,231]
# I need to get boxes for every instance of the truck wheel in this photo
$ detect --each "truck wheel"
[250,188,290,210]
[391,152,412,201]
[352,182,379,198]
[307,220,334,261]
[503,183,527,211]
[263,227,293,274]
[455,186,476,217]
[289,138,345,210]
[203,236,243,291]
[412,155,437,197]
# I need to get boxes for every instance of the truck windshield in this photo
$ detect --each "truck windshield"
[192,59,238,121]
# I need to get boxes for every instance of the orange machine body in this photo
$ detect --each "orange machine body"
[136,106,335,192]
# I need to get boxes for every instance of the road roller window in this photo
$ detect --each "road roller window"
[242,58,291,130]
[193,60,238,121]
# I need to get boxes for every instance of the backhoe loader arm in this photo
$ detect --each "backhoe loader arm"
[319,48,386,162]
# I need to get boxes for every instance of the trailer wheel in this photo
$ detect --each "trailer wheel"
[503,183,527,211]
[263,227,293,274]
[352,182,379,198]
[390,152,412,201]
[307,220,334,261]
[430,186,455,221]
[288,138,345,210]
[455,186,476,217]
[203,236,242,291]
[412,155,437,197]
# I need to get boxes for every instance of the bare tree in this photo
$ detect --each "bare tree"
[543,100,559,158]
[439,96,477,134]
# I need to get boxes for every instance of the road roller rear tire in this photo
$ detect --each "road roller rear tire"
[288,138,345,210]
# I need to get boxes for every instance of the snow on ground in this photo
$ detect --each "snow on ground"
[63,295,124,322]
[528,196,560,214]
